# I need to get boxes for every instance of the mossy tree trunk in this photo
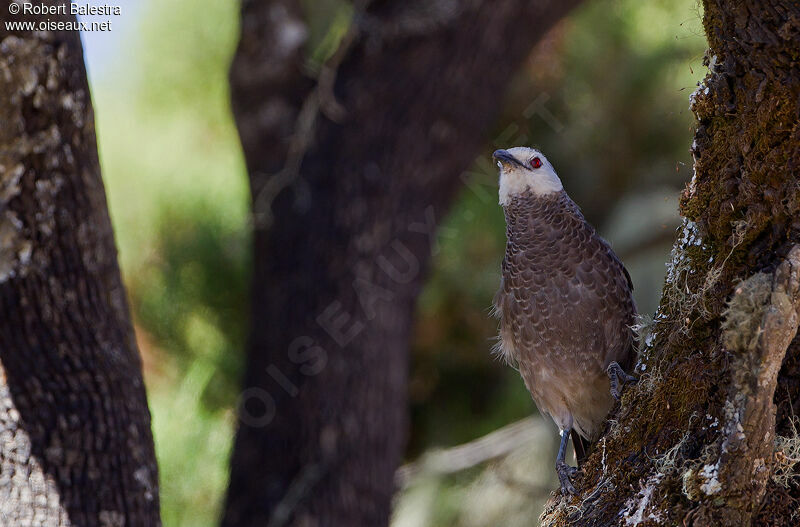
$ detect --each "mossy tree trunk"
[222,0,584,525]
[541,2,800,526]
[0,9,161,526]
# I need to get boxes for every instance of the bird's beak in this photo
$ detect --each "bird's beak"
[493,149,525,169]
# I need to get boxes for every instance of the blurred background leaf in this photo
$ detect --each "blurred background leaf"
[83,0,705,524]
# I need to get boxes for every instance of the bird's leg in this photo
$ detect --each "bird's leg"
[607,361,637,401]
[556,429,577,495]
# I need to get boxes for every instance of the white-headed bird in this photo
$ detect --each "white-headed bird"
[492,147,637,495]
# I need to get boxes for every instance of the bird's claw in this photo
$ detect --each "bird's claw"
[607,361,637,401]
[556,460,578,495]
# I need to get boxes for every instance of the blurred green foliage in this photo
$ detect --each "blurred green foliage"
[87,0,706,525]
[93,0,245,524]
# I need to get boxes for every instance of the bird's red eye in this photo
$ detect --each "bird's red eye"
[530,157,542,169]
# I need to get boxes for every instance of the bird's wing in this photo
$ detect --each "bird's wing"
[573,230,637,369]
[496,192,636,371]
[532,195,636,370]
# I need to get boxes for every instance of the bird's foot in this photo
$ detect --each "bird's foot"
[607,361,637,401]
[556,460,578,495]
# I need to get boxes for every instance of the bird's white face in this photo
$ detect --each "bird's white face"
[494,147,563,205]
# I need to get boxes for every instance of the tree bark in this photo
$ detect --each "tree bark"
[0,8,161,526]
[540,2,800,526]
[222,1,583,525]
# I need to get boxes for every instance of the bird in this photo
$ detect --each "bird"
[491,147,637,495]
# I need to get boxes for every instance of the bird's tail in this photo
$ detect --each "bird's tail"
[571,429,591,465]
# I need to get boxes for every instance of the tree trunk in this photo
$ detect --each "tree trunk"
[222,1,583,525]
[0,9,161,526]
[541,2,800,526]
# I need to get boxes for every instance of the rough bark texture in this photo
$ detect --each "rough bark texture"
[222,1,583,525]
[0,9,161,526]
[540,1,800,526]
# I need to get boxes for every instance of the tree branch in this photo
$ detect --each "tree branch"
[395,417,550,488]
[690,246,800,524]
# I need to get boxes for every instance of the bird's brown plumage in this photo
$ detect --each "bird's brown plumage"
[494,189,636,442]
